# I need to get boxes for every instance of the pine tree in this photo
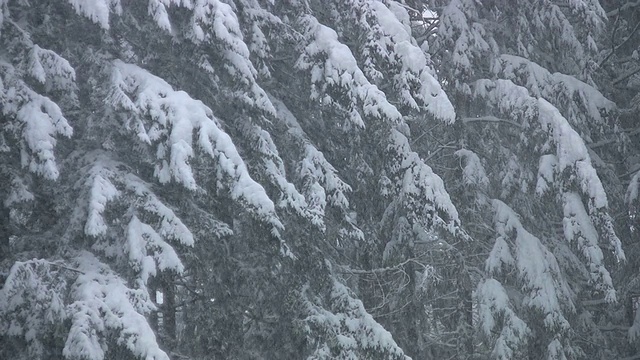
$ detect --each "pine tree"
[1,0,637,359]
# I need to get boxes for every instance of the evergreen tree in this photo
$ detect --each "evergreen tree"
[0,0,637,359]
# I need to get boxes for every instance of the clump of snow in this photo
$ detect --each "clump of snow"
[296,15,403,127]
[64,252,169,360]
[385,129,460,233]
[1,61,73,180]
[66,0,122,29]
[489,200,573,331]
[626,171,640,205]
[562,192,615,302]
[0,260,67,358]
[27,45,77,91]
[435,0,496,89]
[84,167,119,237]
[300,279,410,360]
[126,216,184,285]
[4,176,35,207]
[535,154,557,195]
[187,0,276,115]
[493,54,615,134]
[477,279,529,359]
[473,78,625,262]
[271,95,362,238]
[108,60,284,240]
[455,149,490,188]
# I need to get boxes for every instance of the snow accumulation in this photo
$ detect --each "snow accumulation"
[489,200,573,330]
[562,192,615,302]
[301,280,410,360]
[67,0,122,29]
[271,95,362,237]
[84,167,119,237]
[477,279,529,360]
[493,54,615,138]
[1,60,73,180]
[297,15,403,127]
[388,130,460,233]
[367,1,455,122]
[65,252,168,360]
[455,149,490,188]
[108,60,283,235]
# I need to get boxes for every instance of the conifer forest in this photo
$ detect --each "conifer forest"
[2,0,640,359]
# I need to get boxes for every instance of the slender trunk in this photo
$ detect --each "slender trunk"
[163,274,177,343]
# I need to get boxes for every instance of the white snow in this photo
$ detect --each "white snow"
[297,15,403,127]
[271,95,361,236]
[109,60,284,238]
[494,54,615,129]
[66,0,121,29]
[491,200,573,330]
[386,129,460,233]
[477,279,529,360]
[0,260,67,358]
[188,0,276,115]
[626,171,640,204]
[562,192,615,302]
[301,279,410,360]
[27,45,76,91]
[84,167,120,237]
[64,252,169,360]
[126,216,184,284]
[455,149,490,188]
[535,154,558,195]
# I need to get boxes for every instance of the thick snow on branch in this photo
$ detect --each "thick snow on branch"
[626,171,640,205]
[126,216,184,285]
[245,124,311,220]
[300,279,410,360]
[108,60,283,235]
[562,192,615,302]
[272,96,360,236]
[64,252,168,360]
[72,152,191,291]
[537,99,625,261]
[474,79,625,262]
[124,172,195,247]
[347,0,455,122]
[493,55,614,131]
[27,45,76,92]
[0,62,73,180]
[436,0,495,88]
[455,149,489,188]
[66,0,122,29]
[84,167,119,237]
[188,0,276,115]
[0,260,67,358]
[386,130,459,233]
[477,279,529,360]
[296,15,403,127]
[489,200,573,330]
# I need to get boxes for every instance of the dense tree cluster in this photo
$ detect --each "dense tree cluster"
[1,0,640,359]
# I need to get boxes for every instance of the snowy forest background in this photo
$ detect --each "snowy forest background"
[1,0,640,359]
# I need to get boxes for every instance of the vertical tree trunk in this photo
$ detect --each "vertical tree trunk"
[149,278,159,332]
[0,205,10,288]
[163,274,177,344]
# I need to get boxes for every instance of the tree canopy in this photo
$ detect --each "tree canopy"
[1,0,640,359]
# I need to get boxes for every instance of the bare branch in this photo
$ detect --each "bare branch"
[461,116,523,128]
